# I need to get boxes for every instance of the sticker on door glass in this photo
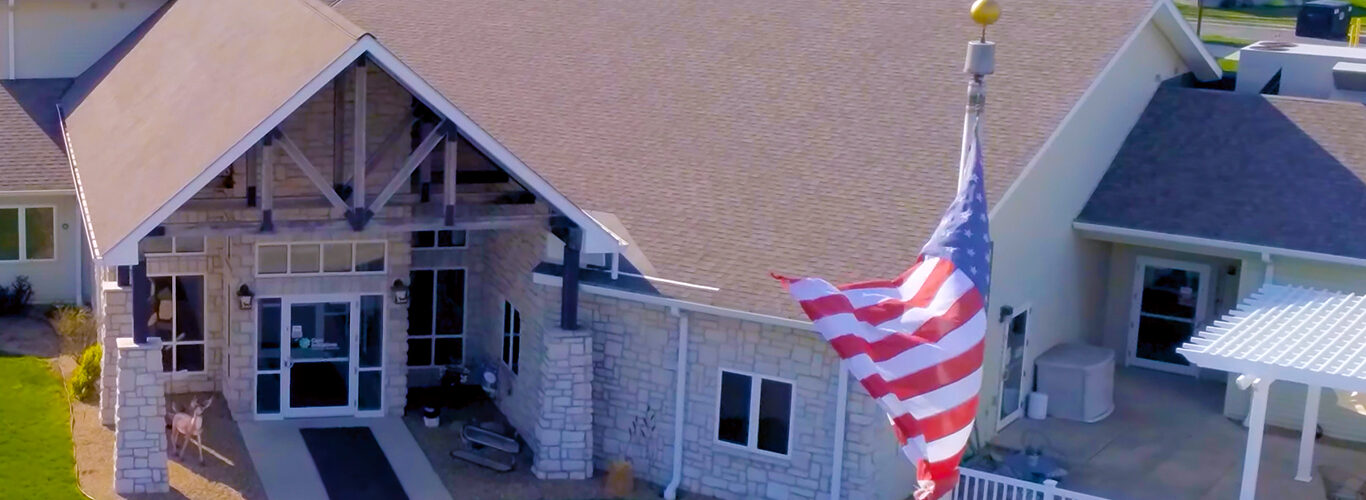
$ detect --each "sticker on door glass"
[299,337,312,349]
[1178,286,1195,307]
[291,325,303,339]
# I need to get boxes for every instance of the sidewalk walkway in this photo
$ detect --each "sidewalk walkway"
[238,417,452,500]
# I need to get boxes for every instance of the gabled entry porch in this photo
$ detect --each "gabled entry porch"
[66,1,614,493]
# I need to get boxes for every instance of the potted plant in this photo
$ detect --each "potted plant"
[606,405,659,497]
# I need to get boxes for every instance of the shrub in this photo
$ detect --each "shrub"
[51,306,95,356]
[0,276,33,316]
[68,344,102,403]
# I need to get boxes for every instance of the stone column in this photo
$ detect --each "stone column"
[114,337,168,494]
[532,327,594,480]
[100,285,133,426]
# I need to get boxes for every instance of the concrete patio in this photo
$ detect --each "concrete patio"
[990,368,1366,500]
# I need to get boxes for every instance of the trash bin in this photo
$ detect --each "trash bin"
[1298,0,1353,41]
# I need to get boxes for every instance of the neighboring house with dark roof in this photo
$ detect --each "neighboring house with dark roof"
[1078,84,1366,454]
[8,0,1316,498]
[0,78,89,305]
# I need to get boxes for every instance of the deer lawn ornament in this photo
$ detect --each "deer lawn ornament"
[167,396,213,464]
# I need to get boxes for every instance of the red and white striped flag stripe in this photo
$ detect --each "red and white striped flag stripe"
[777,124,990,500]
[781,257,984,499]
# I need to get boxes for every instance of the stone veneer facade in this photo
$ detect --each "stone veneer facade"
[113,337,169,494]
[94,49,915,500]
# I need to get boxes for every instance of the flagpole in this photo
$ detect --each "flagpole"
[960,0,998,192]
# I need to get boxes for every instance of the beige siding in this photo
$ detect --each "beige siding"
[11,0,166,79]
[981,20,1191,437]
[1222,258,1366,443]
[1098,243,1242,380]
[0,193,85,304]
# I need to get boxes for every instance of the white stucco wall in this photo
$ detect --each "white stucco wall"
[10,0,166,79]
[981,19,1192,437]
[0,193,86,304]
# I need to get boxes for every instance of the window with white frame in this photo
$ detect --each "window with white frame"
[256,241,386,276]
[501,301,521,374]
[149,275,205,373]
[407,269,466,367]
[0,206,55,261]
[141,236,206,255]
[411,230,467,249]
[717,370,793,456]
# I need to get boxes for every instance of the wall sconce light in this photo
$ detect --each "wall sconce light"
[237,284,255,310]
[998,305,1014,323]
[391,279,409,305]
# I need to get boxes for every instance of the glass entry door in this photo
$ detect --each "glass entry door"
[255,294,386,419]
[285,301,353,415]
[997,308,1030,430]
[1127,258,1211,375]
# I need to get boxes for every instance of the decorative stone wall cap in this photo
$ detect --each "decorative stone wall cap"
[116,337,163,350]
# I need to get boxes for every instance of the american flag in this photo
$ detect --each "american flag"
[778,124,990,500]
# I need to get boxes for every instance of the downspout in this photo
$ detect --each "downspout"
[7,0,16,79]
[1261,252,1275,284]
[829,364,849,500]
[663,307,689,500]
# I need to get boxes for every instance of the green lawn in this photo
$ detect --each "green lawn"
[0,353,84,499]
[1202,33,1256,47]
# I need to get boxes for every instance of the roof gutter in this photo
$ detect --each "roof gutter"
[531,271,815,331]
[7,0,15,79]
[1073,221,1366,268]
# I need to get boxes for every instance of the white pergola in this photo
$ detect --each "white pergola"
[1178,283,1366,500]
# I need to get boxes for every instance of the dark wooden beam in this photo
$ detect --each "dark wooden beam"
[332,68,347,195]
[367,120,446,217]
[560,226,581,330]
[351,57,369,231]
[131,257,150,344]
[261,134,275,232]
[246,144,258,207]
[443,123,459,226]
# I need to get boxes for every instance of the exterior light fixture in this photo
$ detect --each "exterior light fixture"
[391,279,409,305]
[236,284,255,310]
[998,305,1014,323]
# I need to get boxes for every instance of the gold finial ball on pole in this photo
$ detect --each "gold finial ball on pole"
[970,0,1001,26]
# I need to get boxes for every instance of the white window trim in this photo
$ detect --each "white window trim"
[143,236,207,256]
[0,205,57,263]
[407,268,467,367]
[147,273,207,374]
[714,368,795,458]
[411,230,469,250]
[501,299,521,374]
[254,240,388,277]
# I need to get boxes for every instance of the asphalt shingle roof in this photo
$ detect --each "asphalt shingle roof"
[0,79,73,192]
[1079,86,1366,260]
[339,0,1160,319]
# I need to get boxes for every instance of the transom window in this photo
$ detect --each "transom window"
[149,275,205,373]
[406,269,466,367]
[502,301,521,374]
[717,370,793,456]
[411,230,467,249]
[0,206,55,262]
[141,236,206,255]
[256,241,386,276]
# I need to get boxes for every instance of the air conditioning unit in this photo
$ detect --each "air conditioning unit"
[1034,344,1115,423]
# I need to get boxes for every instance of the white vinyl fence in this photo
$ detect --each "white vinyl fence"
[953,468,1109,500]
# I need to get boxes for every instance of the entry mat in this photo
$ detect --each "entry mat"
[299,427,410,500]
